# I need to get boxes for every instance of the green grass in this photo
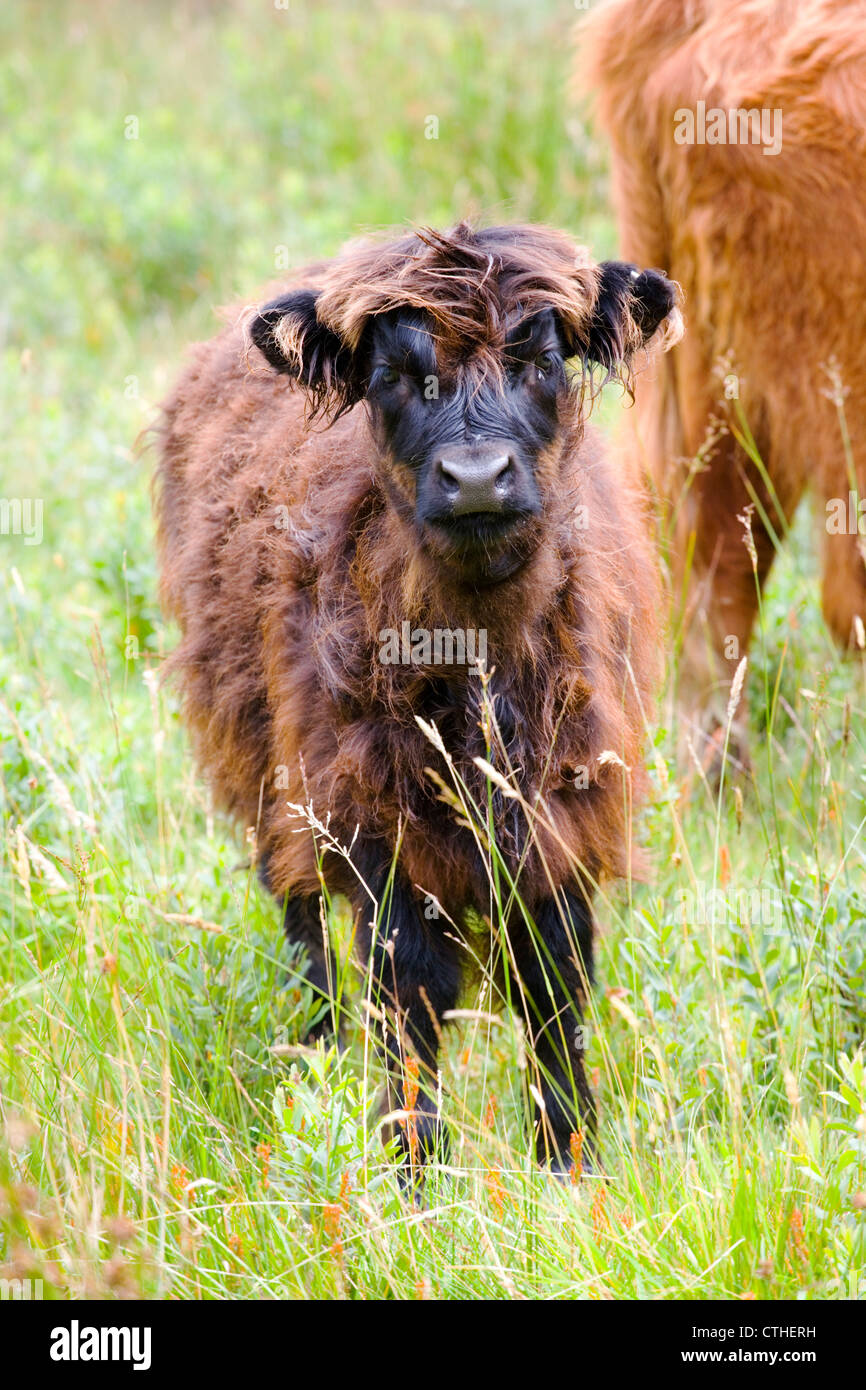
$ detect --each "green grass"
[1,0,865,1300]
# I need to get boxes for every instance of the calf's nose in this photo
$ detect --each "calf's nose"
[435,446,515,514]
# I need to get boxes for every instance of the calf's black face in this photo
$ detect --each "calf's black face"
[249,229,680,583]
[364,306,566,573]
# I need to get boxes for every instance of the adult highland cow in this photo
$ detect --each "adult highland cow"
[583,0,866,748]
[154,222,680,1173]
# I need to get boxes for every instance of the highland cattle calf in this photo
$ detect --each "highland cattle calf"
[154,222,680,1174]
[584,0,866,751]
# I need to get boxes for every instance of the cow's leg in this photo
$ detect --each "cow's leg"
[507,886,596,1173]
[821,496,866,650]
[675,433,803,774]
[679,442,776,726]
[353,856,461,1177]
[260,854,338,1044]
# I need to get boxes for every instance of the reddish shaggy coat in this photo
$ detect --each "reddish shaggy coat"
[583,0,866,732]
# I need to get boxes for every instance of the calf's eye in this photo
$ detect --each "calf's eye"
[380,367,401,386]
[534,352,556,377]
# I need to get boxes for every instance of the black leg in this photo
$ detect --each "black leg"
[283,893,340,1043]
[354,855,461,1176]
[259,855,338,1044]
[507,886,596,1173]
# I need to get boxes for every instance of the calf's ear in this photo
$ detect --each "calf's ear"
[584,262,682,373]
[248,288,361,415]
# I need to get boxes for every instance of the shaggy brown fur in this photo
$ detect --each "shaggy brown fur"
[154,221,679,1171]
[582,0,866,744]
